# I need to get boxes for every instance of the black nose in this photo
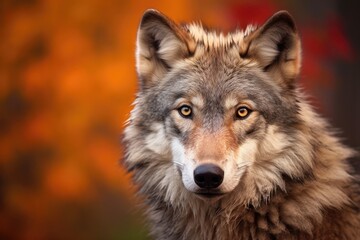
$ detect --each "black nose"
[193,164,224,189]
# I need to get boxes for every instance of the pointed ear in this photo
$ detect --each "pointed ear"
[136,9,196,90]
[240,11,301,86]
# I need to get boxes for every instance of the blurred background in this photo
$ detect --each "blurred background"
[1,0,359,239]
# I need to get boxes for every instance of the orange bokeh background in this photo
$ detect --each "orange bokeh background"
[1,0,359,239]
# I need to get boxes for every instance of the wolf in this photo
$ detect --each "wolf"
[123,9,360,240]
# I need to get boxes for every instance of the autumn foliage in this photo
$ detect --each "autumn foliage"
[0,0,352,239]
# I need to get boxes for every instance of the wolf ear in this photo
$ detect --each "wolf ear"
[240,11,301,86]
[136,9,196,90]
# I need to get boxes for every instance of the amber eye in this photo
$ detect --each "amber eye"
[237,106,251,119]
[178,105,192,118]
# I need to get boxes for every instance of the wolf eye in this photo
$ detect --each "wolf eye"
[236,106,251,119]
[178,105,192,118]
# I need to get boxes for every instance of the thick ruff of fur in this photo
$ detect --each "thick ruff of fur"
[123,9,360,240]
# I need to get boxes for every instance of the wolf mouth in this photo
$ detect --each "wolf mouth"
[194,190,225,198]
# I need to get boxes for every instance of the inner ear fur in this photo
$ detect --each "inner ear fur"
[136,9,196,90]
[240,11,302,86]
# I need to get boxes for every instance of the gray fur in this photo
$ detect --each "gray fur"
[123,9,360,240]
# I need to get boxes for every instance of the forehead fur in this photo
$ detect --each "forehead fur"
[185,23,258,50]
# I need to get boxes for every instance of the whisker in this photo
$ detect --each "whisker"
[173,161,183,165]
[173,161,184,169]
[237,163,249,170]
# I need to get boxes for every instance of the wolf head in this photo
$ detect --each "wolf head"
[124,10,322,205]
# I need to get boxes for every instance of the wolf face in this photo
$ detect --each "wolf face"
[125,9,311,203]
[123,10,360,239]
